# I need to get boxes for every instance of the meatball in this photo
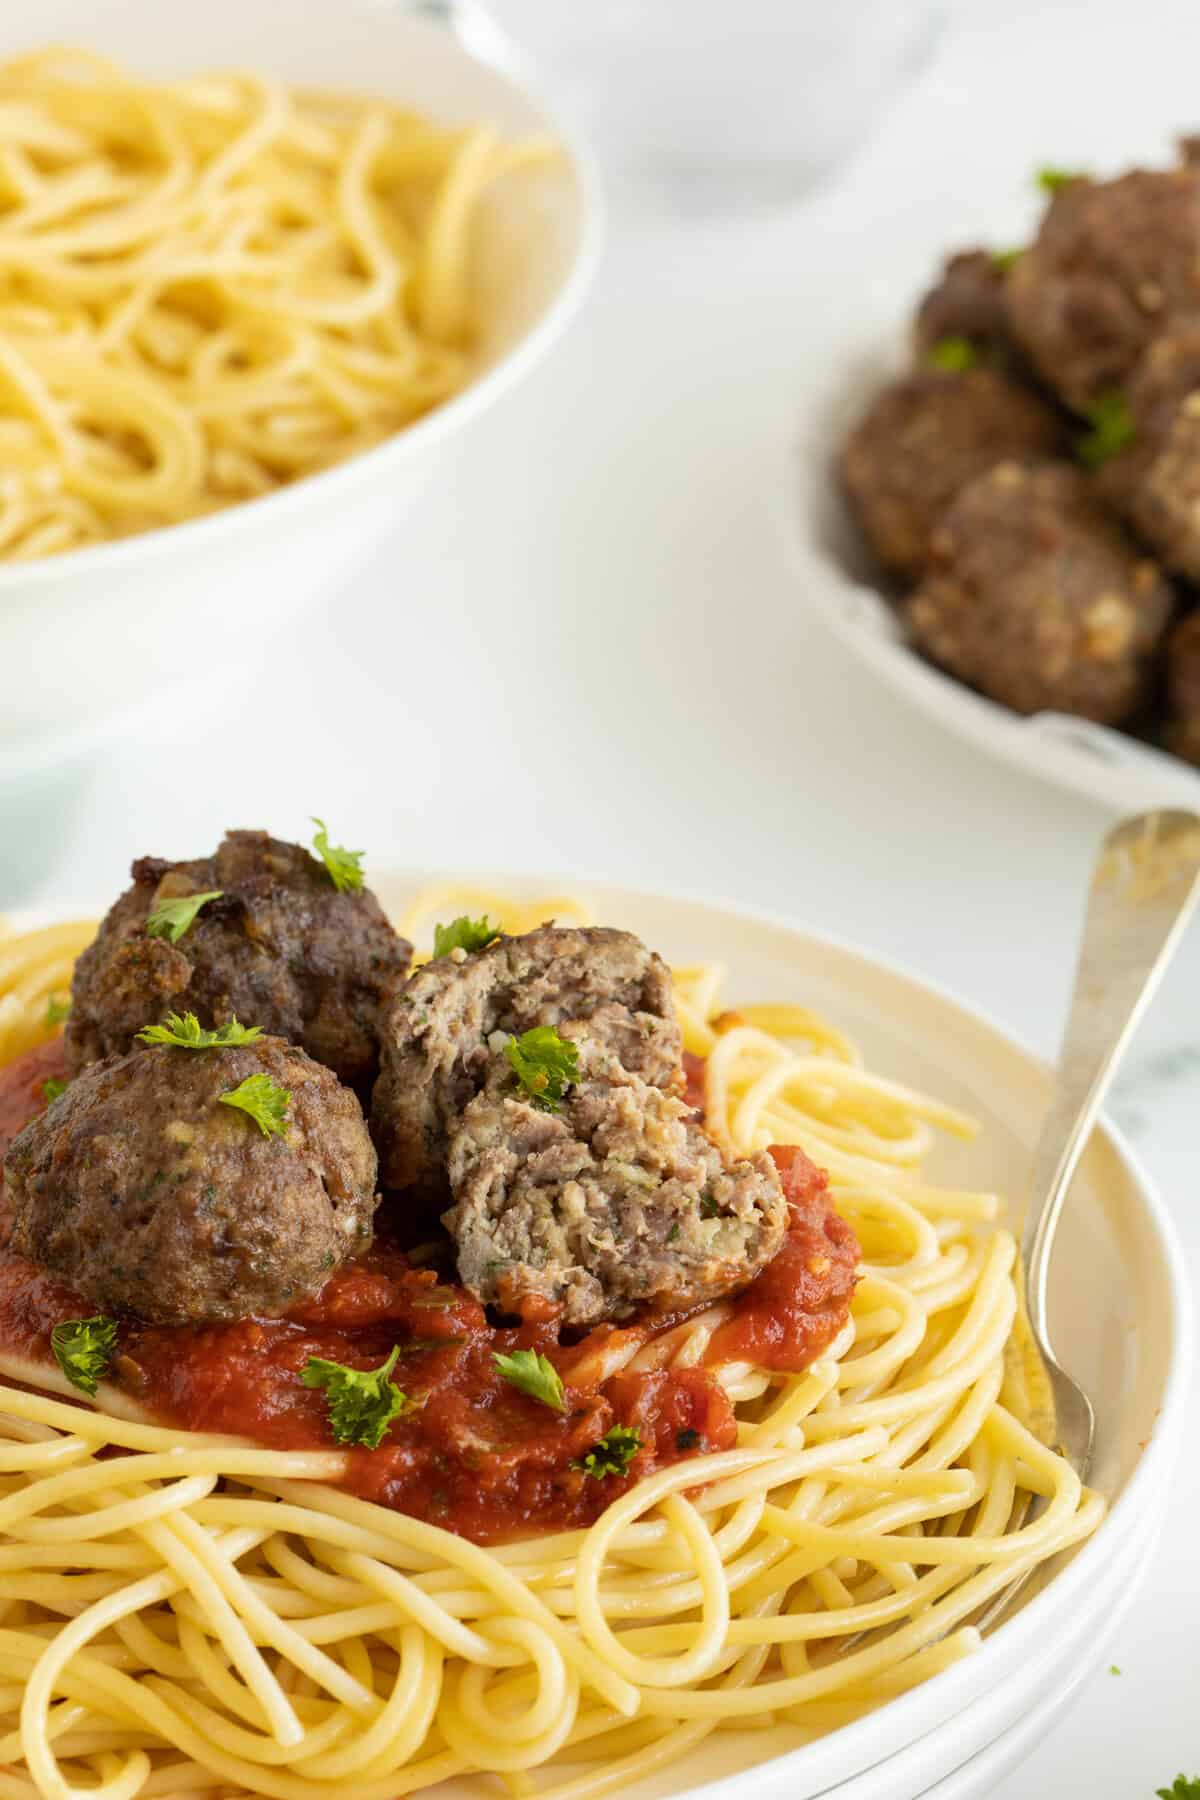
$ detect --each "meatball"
[1091,323,1200,580]
[1166,611,1200,764]
[914,249,1020,366]
[838,367,1065,580]
[372,926,681,1193]
[1008,168,1200,412]
[446,1032,786,1326]
[67,830,411,1090]
[4,1037,377,1324]
[906,460,1175,723]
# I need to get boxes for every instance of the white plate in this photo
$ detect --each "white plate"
[792,336,1200,814]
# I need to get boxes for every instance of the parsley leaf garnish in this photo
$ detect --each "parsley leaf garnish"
[926,335,978,373]
[433,914,500,958]
[219,1073,290,1138]
[504,1026,579,1113]
[302,1346,410,1448]
[136,1011,263,1050]
[991,246,1024,273]
[1157,1780,1200,1799]
[676,1427,703,1451]
[145,889,223,945]
[493,1348,566,1412]
[573,1424,642,1479]
[1075,392,1135,468]
[42,1077,68,1104]
[50,1315,118,1397]
[699,1192,720,1219]
[1037,165,1086,192]
[44,993,71,1027]
[310,818,364,894]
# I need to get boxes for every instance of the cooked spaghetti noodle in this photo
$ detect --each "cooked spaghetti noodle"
[0,889,1103,1800]
[0,48,553,559]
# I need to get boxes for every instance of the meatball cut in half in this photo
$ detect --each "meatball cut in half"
[913,248,1022,367]
[907,461,1175,724]
[838,366,1065,581]
[373,925,681,1193]
[1092,323,1200,581]
[1166,612,1200,765]
[67,830,411,1089]
[5,1038,377,1324]
[446,1032,786,1327]
[1008,167,1200,412]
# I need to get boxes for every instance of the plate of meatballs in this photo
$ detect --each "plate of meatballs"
[799,144,1200,809]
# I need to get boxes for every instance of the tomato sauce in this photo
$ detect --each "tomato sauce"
[0,1043,859,1543]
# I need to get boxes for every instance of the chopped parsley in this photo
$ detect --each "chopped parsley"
[1109,1664,1121,1675]
[676,1427,703,1451]
[504,1026,579,1114]
[145,889,223,944]
[44,993,71,1027]
[573,1424,642,1479]
[1075,392,1135,468]
[42,1077,68,1104]
[50,1315,118,1397]
[493,1347,566,1412]
[433,914,500,958]
[926,335,978,373]
[1157,1781,1200,1800]
[1037,165,1086,193]
[219,1073,290,1138]
[302,1346,410,1448]
[310,818,364,894]
[699,1192,720,1219]
[136,1011,263,1050]
[991,246,1024,273]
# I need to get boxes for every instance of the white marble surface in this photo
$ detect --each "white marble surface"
[9,0,1200,1792]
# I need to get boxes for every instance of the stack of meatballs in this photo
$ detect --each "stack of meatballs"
[3,831,786,1334]
[838,150,1200,762]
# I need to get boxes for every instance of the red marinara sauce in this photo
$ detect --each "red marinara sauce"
[0,1043,860,1544]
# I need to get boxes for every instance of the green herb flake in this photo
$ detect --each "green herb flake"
[991,246,1024,273]
[1075,392,1135,468]
[676,1427,703,1452]
[1157,1780,1200,1800]
[504,1026,579,1114]
[1108,1664,1121,1675]
[433,914,500,958]
[50,1315,118,1397]
[136,1011,263,1050]
[219,1073,290,1139]
[145,889,223,945]
[493,1347,566,1413]
[44,993,71,1027]
[302,1346,410,1448]
[42,1077,68,1104]
[699,1192,720,1219]
[310,818,364,894]
[1037,165,1086,193]
[573,1424,642,1479]
[926,335,978,373]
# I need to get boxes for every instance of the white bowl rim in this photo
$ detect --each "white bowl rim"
[0,11,603,591]
[12,867,1189,1795]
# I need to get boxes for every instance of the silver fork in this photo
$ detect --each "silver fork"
[974,806,1200,1632]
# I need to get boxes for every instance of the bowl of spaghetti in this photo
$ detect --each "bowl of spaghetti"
[0,848,1186,1800]
[0,0,597,773]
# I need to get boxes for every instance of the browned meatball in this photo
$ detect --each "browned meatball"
[4,1038,378,1324]
[1009,168,1200,412]
[67,831,411,1090]
[838,367,1065,580]
[1091,324,1200,580]
[1166,611,1200,763]
[446,1031,785,1327]
[906,460,1175,723]
[914,249,1020,366]
[372,926,680,1193]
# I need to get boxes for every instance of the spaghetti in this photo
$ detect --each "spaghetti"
[0,48,553,559]
[0,890,1103,1800]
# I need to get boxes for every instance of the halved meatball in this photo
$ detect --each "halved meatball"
[4,1037,377,1324]
[913,248,1020,367]
[372,926,681,1193]
[906,461,1175,723]
[1091,323,1200,580]
[66,830,411,1090]
[446,1032,786,1326]
[1166,612,1200,764]
[838,367,1065,580]
[1008,168,1200,412]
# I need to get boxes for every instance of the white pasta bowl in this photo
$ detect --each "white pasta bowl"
[0,0,598,780]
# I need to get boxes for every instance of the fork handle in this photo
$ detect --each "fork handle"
[1023,809,1200,1351]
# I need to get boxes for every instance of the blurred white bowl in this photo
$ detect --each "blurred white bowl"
[0,0,599,782]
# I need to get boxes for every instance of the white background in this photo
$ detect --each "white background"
[13,0,1200,1792]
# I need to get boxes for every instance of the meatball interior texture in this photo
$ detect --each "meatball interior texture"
[906,460,1175,725]
[372,925,681,1193]
[913,249,1021,366]
[1008,168,1200,412]
[446,1031,787,1327]
[838,366,1065,580]
[1094,323,1200,581]
[1167,612,1200,765]
[66,830,411,1090]
[4,1038,378,1325]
